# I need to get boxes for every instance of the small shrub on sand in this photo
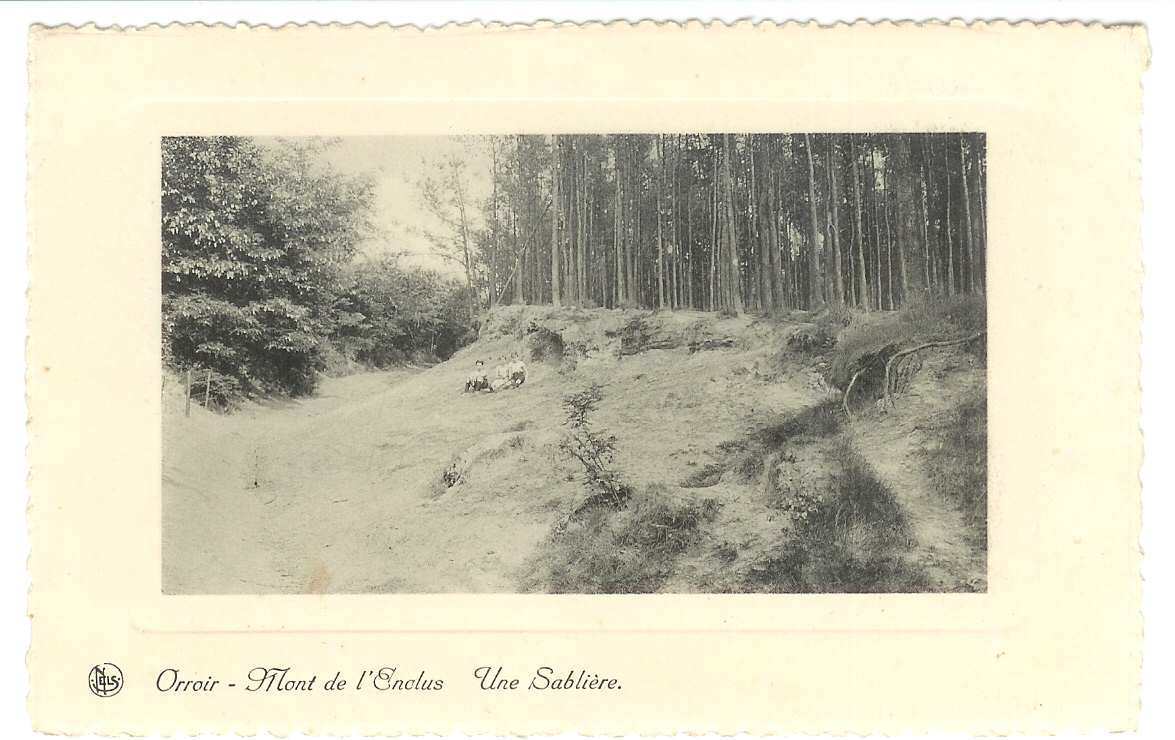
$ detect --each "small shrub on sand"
[680,463,725,488]
[528,327,566,363]
[618,316,651,356]
[522,484,721,593]
[559,385,629,511]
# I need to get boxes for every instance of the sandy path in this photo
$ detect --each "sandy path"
[163,361,558,594]
[848,355,988,592]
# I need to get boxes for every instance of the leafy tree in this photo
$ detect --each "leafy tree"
[162,136,374,399]
[335,255,474,366]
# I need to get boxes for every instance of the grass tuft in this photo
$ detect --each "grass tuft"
[753,398,842,448]
[920,392,987,548]
[680,463,725,488]
[745,440,928,593]
[522,484,721,593]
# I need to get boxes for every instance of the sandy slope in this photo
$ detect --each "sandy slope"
[163,306,986,594]
[849,352,988,591]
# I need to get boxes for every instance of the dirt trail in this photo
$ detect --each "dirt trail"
[163,363,557,593]
[848,353,987,592]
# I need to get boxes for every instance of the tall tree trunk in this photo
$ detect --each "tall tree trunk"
[489,140,499,309]
[512,211,523,304]
[656,135,666,309]
[959,134,978,293]
[778,149,794,311]
[635,167,643,306]
[577,160,585,305]
[888,135,917,304]
[614,143,624,307]
[670,139,680,309]
[850,135,872,312]
[894,181,909,303]
[709,146,718,311]
[550,136,562,306]
[942,135,956,296]
[803,133,825,311]
[450,164,477,318]
[884,177,898,308]
[565,140,575,305]
[767,142,784,311]
[686,182,694,309]
[512,138,526,304]
[868,153,884,310]
[919,157,932,293]
[753,139,775,315]
[975,141,987,286]
[625,140,636,304]
[722,134,745,315]
[826,136,846,305]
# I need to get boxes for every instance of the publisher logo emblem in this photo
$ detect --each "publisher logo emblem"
[88,663,123,697]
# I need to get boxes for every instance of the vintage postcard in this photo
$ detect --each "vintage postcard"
[27,20,1146,734]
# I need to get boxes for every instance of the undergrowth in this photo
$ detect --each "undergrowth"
[920,392,988,548]
[527,327,566,363]
[688,398,842,488]
[680,398,925,593]
[828,293,987,391]
[521,484,721,593]
[748,440,927,593]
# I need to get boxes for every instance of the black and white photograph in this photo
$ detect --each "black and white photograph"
[161,132,988,594]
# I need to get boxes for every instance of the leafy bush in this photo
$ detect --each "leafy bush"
[334,256,473,367]
[527,327,566,362]
[520,387,726,593]
[559,385,629,509]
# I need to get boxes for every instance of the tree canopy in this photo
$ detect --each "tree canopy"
[162,136,470,403]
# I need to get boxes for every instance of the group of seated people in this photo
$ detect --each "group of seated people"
[464,356,527,393]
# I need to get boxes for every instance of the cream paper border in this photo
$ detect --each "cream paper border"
[26,21,1146,734]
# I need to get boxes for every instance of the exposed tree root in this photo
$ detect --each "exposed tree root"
[843,368,865,421]
[883,331,986,408]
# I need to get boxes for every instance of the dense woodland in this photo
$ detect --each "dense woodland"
[432,132,986,316]
[162,133,985,404]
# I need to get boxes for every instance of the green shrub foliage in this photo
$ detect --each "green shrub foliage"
[335,256,476,367]
[162,137,472,400]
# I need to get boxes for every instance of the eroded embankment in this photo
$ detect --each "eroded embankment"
[511,303,988,594]
[164,302,987,594]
